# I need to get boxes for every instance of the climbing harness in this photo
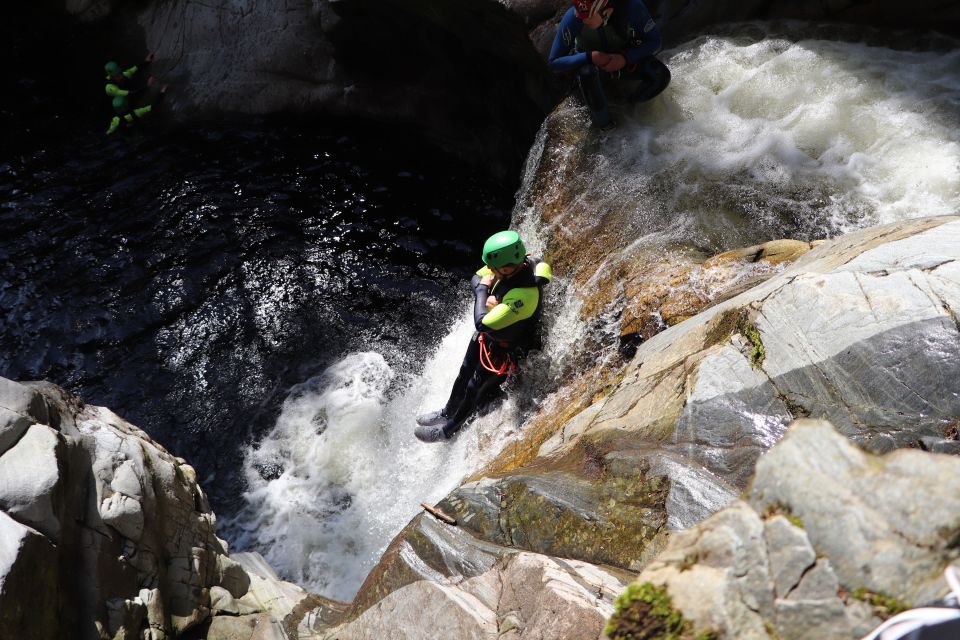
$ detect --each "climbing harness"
[860,566,960,639]
[478,333,517,376]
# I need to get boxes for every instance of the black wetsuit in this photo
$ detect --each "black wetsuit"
[441,258,551,435]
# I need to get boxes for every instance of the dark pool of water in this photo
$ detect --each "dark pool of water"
[0,120,513,514]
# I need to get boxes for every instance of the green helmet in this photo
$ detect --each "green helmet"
[482,230,526,268]
[112,95,129,112]
[104,61,121,77]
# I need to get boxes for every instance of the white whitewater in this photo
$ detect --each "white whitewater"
[574,32,960,245]
[228,313,530,600]
[231,28,960,601]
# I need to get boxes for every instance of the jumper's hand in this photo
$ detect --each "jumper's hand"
[601,54,626,72]
[480,274,495,287]
[485,295,499,311]
[590,51,611,67]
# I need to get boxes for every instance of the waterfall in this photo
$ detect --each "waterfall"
[227,26,960,601]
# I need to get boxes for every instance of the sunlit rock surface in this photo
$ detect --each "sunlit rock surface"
[0,378,298,639]
[317,513,631,639]
[296,216,960,638]
[536,216,960,484]
[618,419,960,640]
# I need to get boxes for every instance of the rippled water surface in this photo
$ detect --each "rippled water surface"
[0,123,512,514]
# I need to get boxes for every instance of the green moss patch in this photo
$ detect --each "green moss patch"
[737,314,765,368]
[702,308,766,368]
[763,501,803,529]
[851,588,910,619]
[604,582,715,640]
[702,307,744,350]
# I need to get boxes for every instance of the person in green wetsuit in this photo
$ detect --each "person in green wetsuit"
[106,90,167,135]
[415,231,552,442]
[104,55,154,101]
[104,54,166,135]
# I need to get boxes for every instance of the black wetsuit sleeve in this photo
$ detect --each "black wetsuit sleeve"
[473,283,489,329]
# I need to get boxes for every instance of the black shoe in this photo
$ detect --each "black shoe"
[598,118,617,131]
[416,409,448,427]
[414,418,458,443]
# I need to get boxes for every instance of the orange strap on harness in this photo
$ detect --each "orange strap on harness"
[478,333,517,376]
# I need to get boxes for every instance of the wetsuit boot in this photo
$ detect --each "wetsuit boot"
[416,366,508,443]
[413,418,457,442]
[414,418,457,442]
[415,338,480,437]
[416,409,448,426]
[415,356,508,443]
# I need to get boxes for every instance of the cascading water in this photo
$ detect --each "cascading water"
[518,27,960,253]
[227,314,522,599]
[657,33,960,236]
[232,26,960,602]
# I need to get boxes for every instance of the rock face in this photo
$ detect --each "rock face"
[0,374,342,639]
[296,215,960,638]
[317,512,632,639]
[70,0,556,179]
[61,0,959,179]
[0,378,263,639]
[614,419,960,640]
[526,215,960,481]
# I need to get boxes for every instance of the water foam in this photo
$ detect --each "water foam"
[230,314,527,600]
[604,32,960,245]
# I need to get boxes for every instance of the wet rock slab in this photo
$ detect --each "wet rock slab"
[319,512,630,640]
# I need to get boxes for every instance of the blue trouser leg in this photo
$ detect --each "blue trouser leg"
[577,65,612,128]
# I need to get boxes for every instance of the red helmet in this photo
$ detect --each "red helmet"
[573,0,610,20]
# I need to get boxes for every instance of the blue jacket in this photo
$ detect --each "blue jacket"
[547,0,662,73]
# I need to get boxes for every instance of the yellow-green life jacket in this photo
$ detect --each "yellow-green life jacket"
[476,259,552,347]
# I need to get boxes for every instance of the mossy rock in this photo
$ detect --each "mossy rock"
[444,455,671,571]
[605,582,716,640]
